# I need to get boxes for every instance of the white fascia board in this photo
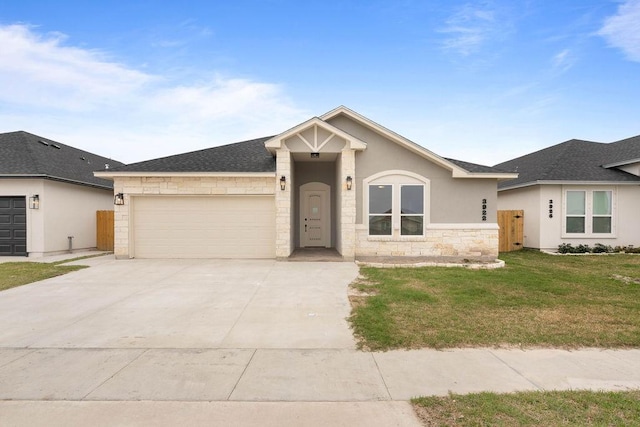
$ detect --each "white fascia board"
[498,179,640,192]
[94,171,275,179]
[602,158,640,168]
[265,116,367,152]
[1,173,112,189]
[320,105,494,178]
[452,171,519,179]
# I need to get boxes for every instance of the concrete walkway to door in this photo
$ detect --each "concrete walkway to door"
[1,257,639,426]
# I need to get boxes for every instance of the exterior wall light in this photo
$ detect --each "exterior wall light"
[280,176,286,191]
[346,176,353,190]
[28,194,40,209]
[114,193,125,205]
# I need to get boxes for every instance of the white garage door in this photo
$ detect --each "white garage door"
[133,196,275,258]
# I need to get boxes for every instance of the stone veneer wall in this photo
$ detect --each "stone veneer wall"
[354,224,499,261]
[113,176,275,258]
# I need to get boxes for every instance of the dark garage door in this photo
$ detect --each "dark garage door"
[0,197,27,256]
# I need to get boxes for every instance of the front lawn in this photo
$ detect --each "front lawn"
[412,390,640,426]
[0,262,87,291]
[349,250,640,350]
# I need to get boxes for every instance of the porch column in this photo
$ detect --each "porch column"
[275,148,293,258]
[340,148,356,260]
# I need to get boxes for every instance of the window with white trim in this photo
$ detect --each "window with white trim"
[564,189,614,236]
[365,171,429,237]
[369,185,392,235]
[400,185,424,235]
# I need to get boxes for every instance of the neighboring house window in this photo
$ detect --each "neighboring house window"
[564,189,614,236]
[592,190,612,233]
[566,191,586,233]
[365,171,430,237]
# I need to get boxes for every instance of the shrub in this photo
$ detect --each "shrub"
[558,243,634,254]
[592,243,614,253]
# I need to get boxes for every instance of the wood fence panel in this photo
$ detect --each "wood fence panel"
[498,210,524,252]
[96,210,114,251]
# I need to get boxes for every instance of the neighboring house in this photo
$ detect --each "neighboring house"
[0,131,124,257]
[495,135,640,251]
[95,106,516,261]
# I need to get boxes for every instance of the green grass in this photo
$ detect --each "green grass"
[412,390,640,426]
[0,261,88,291]
[349,250,640,350]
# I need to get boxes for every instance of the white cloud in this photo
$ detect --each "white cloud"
[0,24,307,163]
[552,48,576,73]
[438,3,504,56]
[598,0,640,62]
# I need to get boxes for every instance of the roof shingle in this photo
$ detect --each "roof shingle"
[107,137,275,173]
[495,136,640,189]
[0,131,124,189]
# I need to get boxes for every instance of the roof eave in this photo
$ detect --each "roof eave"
[602,158,640,168]
[452,171,519,180]
[499,179,640,191]
[0,174,113,190]
[94,171,276,180]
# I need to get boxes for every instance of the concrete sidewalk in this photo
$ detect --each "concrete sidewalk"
[1,347,639,426]
[1,347,638,402]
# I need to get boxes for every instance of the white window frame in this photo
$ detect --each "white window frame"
[364,170,430,238]
[368,183,394,236]
[562,187,616,238]
[399,184,425,236]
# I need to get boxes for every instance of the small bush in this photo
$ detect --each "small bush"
[593,243,614,253]
[558,243,574,254]
[558,243,633,254]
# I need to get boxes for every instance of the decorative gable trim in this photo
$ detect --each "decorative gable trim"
[265,117,367,153]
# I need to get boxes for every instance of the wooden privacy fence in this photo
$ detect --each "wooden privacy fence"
[497,210,524,252]
[96,210,114,251]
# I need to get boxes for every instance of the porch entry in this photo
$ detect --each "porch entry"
[300,182,331,247]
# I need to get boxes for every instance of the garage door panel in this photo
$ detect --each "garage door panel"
[0,196,27,256]
[133,196,275,259]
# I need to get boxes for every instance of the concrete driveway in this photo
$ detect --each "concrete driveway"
[0,258,359,349]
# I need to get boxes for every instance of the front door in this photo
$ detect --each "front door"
[300,182,330,247]
[0,197,27,256]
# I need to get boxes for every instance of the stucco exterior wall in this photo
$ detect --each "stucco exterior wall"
[112,175,276,259]
[497,185,542,249]
[327,115,498,224]
[0,178,112,257]
[43,180,113,255]
[498,184,640,251]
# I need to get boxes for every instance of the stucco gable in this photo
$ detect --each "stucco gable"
[321,106,514,179]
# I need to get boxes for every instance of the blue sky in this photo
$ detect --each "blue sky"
[1,1,638,165]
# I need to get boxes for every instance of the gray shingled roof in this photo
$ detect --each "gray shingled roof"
[444,158,509,174]
[107,137,275,173]
[495,136,640,190]
[0,131,124,189]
